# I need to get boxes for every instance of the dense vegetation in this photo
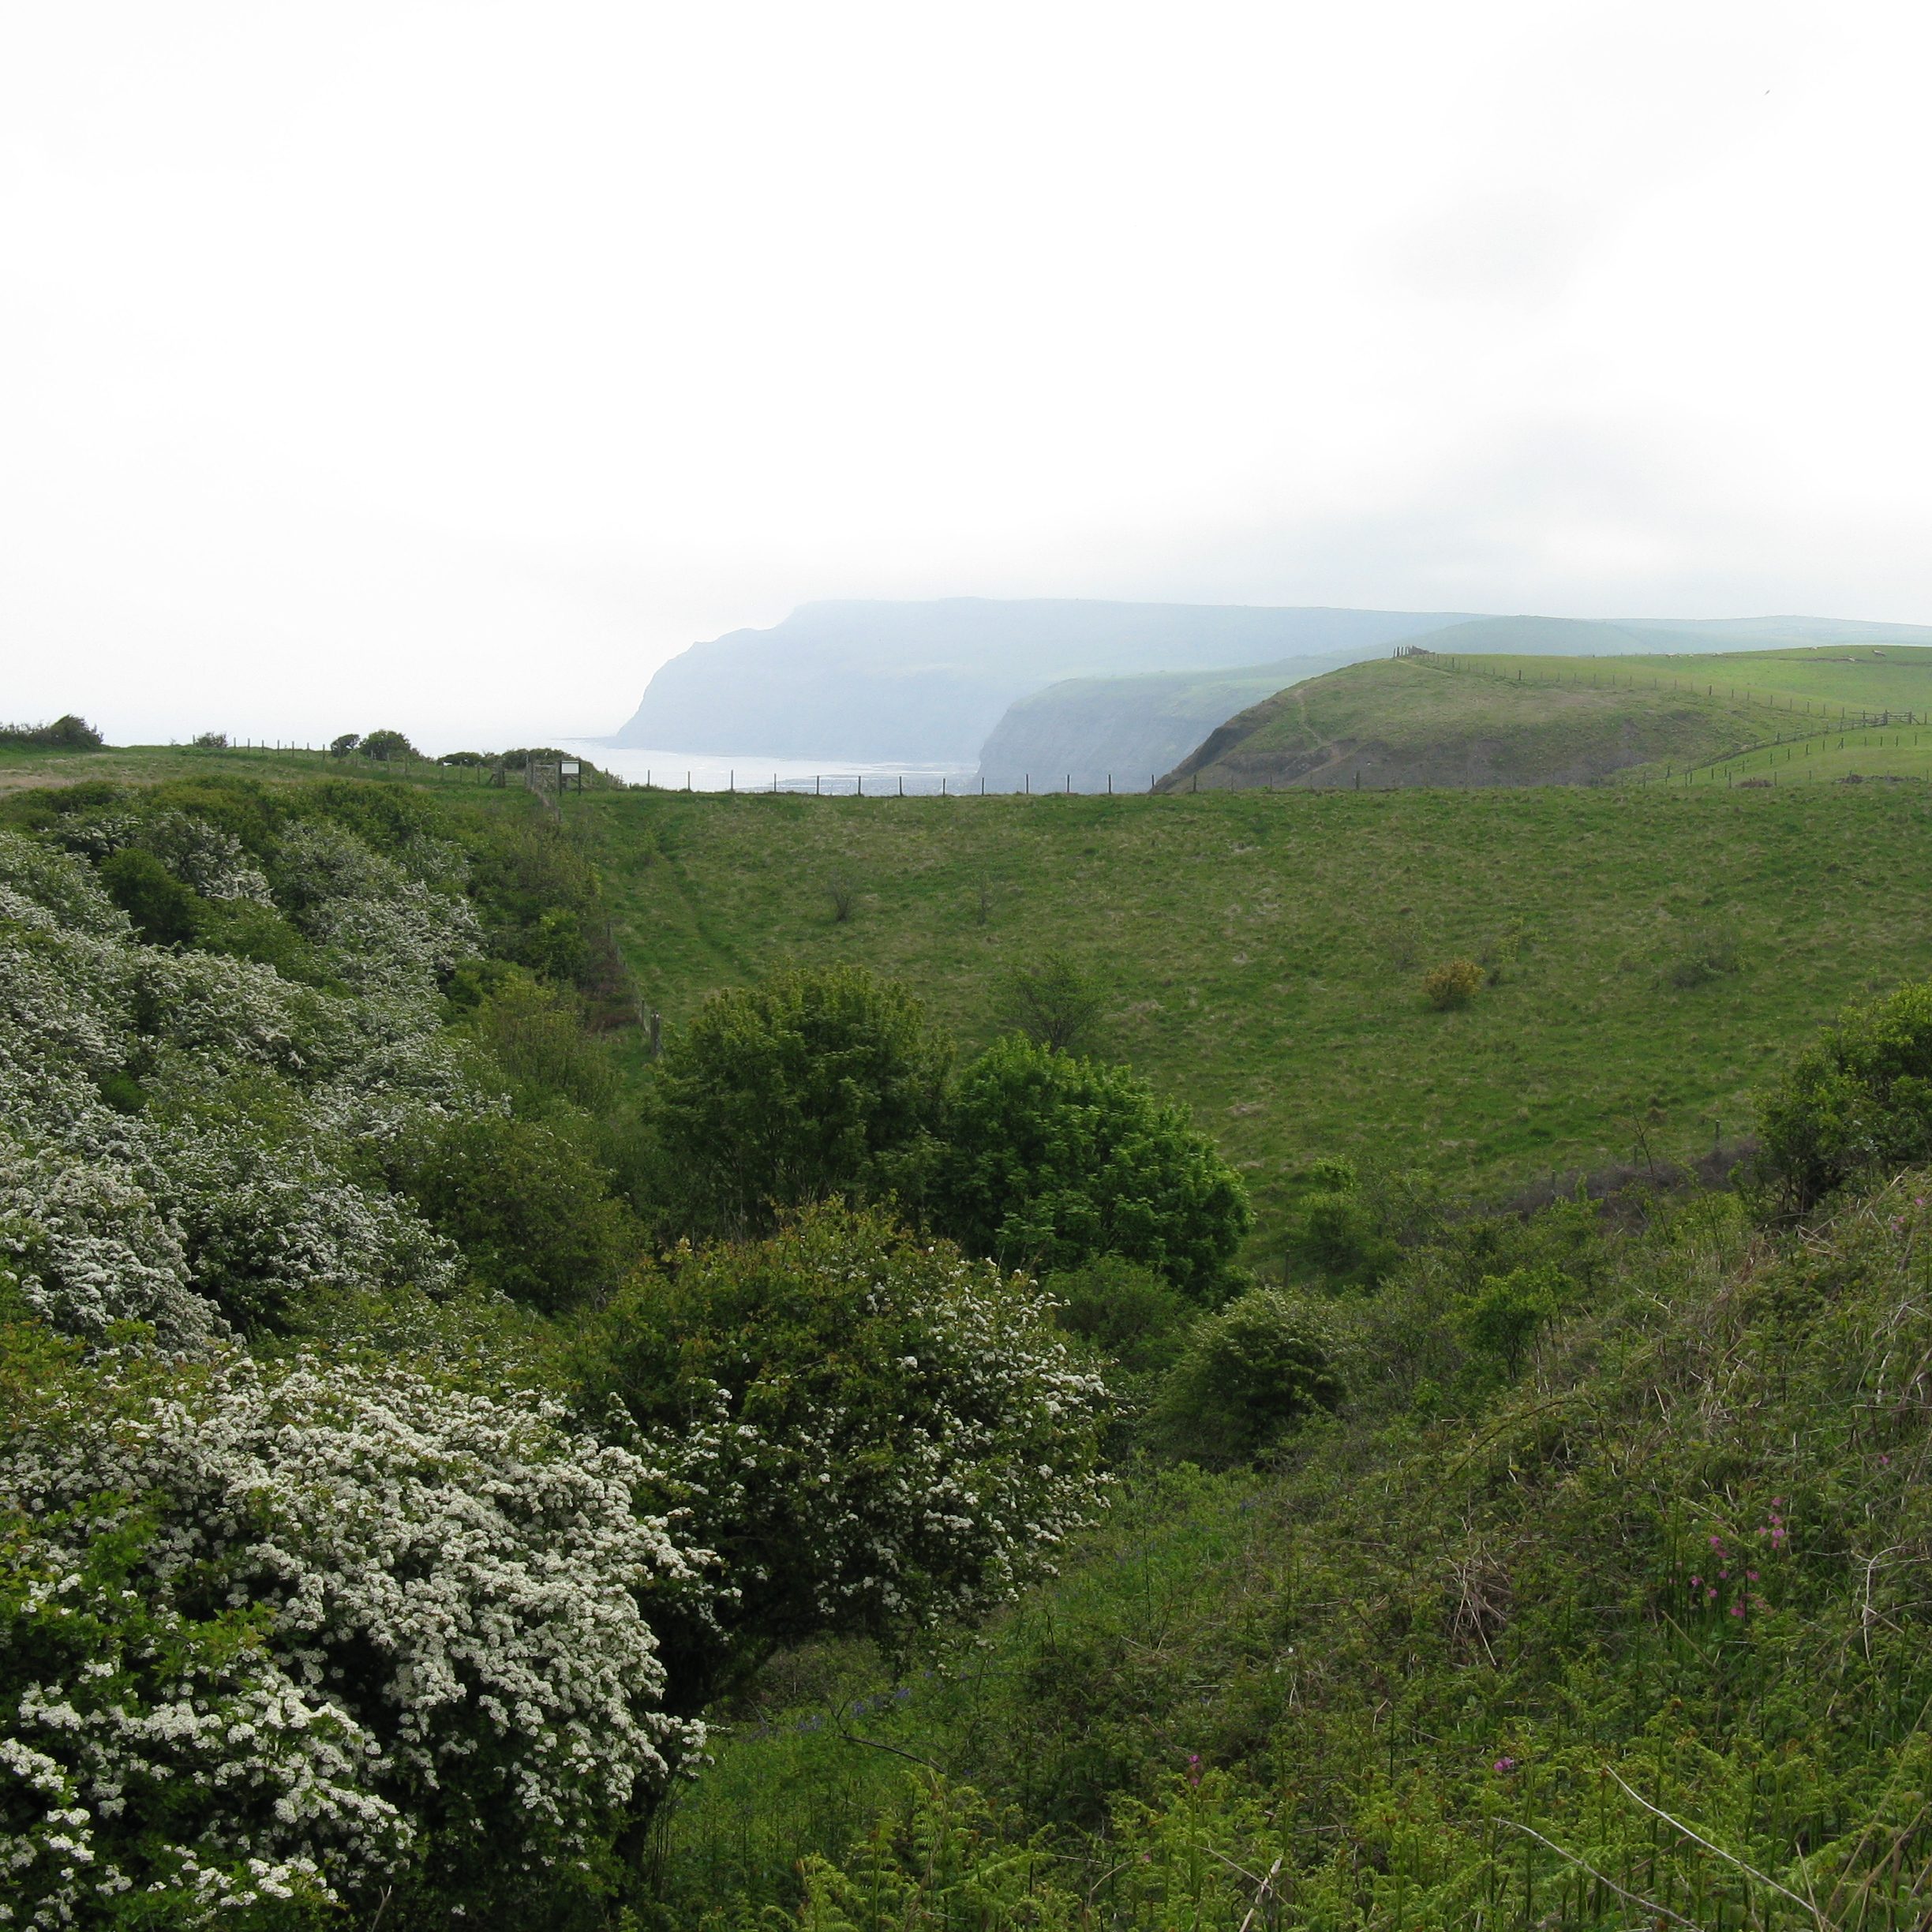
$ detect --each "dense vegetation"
[0,773,1118,1926]
[0,713,103,751]
[9,755,1932,1927]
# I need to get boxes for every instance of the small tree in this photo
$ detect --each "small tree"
[395,1114,640,1313]
[96,848,202,946]
[359,728,417,761]
[934,1036,1249,1299]
[648,964,952,1237]
[1454,1263,1561,1379]
[328,732,362,758]
[572,1204,1108,1705]
[1002,949,1104,1054]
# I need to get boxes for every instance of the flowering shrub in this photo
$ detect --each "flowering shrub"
[1421,957,1485,1011]
[575,1204,1109,1697]
[0,817,485,1339]
[0,1335,704,1923]
[271,821,479,995]
[0,1136,219,1346]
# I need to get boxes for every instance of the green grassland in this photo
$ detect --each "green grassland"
[1163,657,1790,789]
[579,781,1932,1257]
[1170,645,1932,793]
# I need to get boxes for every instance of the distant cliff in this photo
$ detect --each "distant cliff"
[975,657,1356,793]
[611,600,1473,761]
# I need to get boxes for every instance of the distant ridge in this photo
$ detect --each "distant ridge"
[612,601,1932,777]
[1002,614,1932,792]
[1162,635,1932,793]
[611,600,1475,762]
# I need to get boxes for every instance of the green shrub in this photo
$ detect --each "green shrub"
[461,970,619,1115]
[1452,1261,1562,1379]
[1151,1287,1346,1465]
[193,897,331,984]
[397,1114,638,1312]
[1759,979,1932,1209]
[649,965,952,1237]
[0,713,103,750]
[1284,1155,1413,1290]
[97,846,203,945]
[1421,957,1485,1010]
[1046,1254,1194,1378]
[934,1036,1249,1300]
[571,1204,1107,1703]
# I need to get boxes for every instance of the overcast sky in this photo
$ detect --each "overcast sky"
[4,2,1930,748]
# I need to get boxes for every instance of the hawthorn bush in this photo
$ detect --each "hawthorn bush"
[573,1204,1108,1704]
[1758,977,1932,1209]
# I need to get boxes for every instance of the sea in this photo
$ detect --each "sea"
[561,743,980,796]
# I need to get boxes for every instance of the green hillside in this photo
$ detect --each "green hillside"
[1166,645,1932,792]
[580,781,1932,1259]
[667,1174,1932,1929]
[970,620,1932,796]
[1159,655,1777,790]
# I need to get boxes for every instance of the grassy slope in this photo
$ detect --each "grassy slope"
[1163,657,1791,790]
[667,1178,1932,1930]
[0,742,505,795]
[1173,646,1932,794]
[582,783,1932,1256]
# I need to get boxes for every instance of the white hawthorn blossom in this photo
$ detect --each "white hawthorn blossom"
[1,1348,705,1926]
[272,820,481,994]
[0,818,485,1338]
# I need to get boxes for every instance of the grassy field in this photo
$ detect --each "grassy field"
[1167,644,1932,792]
[0,740,504,794]
[578,781,1932,1256]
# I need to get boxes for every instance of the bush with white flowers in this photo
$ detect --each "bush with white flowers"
[0,820,486,1339]
[575,1203,1110,1698]
[0,1335,705,1925]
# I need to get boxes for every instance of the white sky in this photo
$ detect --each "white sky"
[4,1,1930,748]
